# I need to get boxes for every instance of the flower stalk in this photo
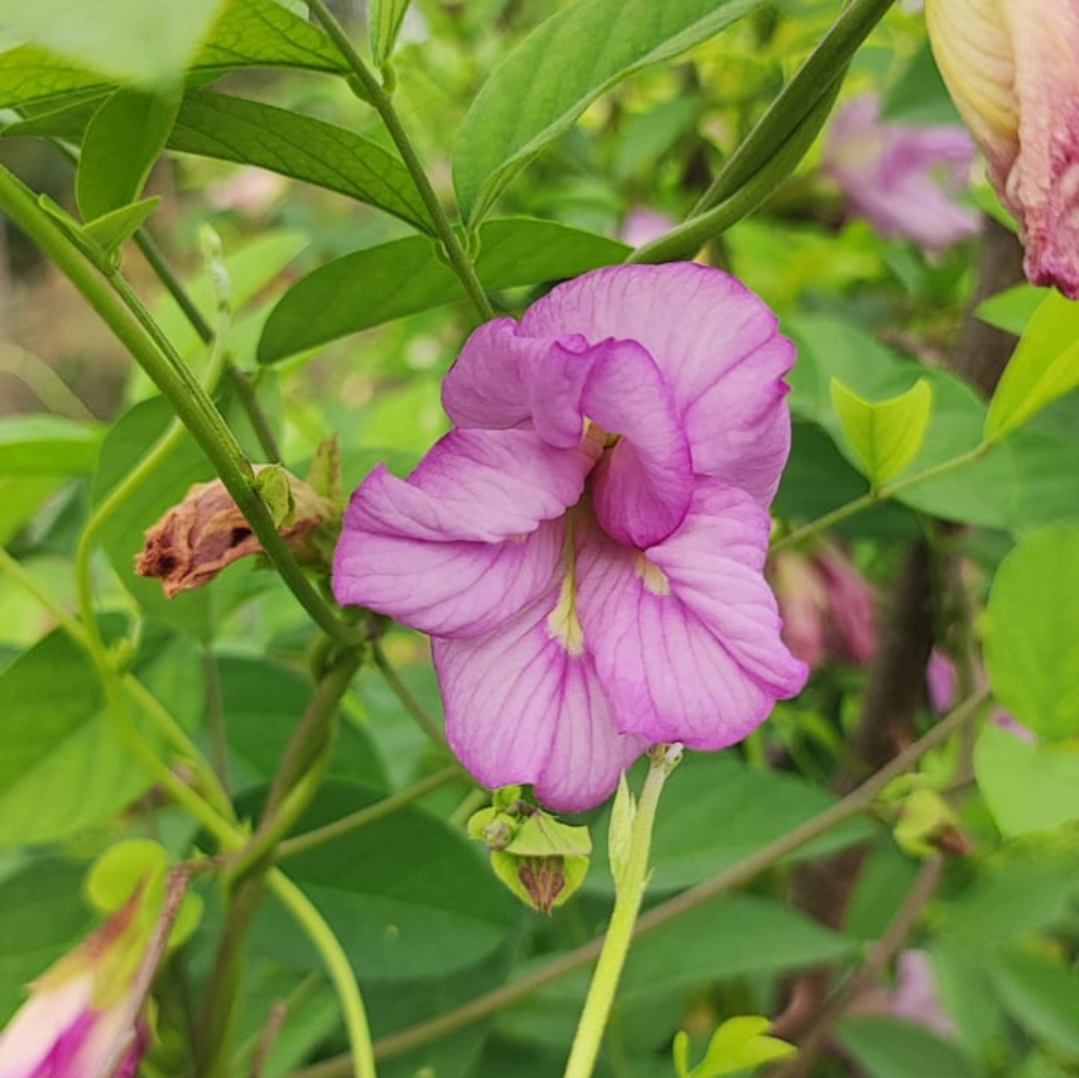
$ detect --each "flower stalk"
[562,744,683,1078]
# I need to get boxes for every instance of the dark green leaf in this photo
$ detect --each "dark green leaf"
[987,950,1079,1056]
[76,88,179,221]
[0,630,146,846]
[880,40,962,126]
[253,779,521,979]
[453,0,761,223]
[169,90,432,232]
[218,656,388,793]
[258,218,629,364]
[0,415,101,474]
[835,1017,981,1078]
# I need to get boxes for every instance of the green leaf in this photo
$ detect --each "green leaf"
[975,282,1047,335]
[498,896,854,1055]
[370,0,413,66]
[788,316,1015,529]
[986,950,1079,1056]
[974,723,1079,837]
[676,1017,795,1078]
[251,779,521,979]
[0,0,347,111]
[880,40,962,127]
[0,630,147,846]
[218,656,388,793]
[830,377,934,487]
[836,1017,981,1078]
[76,88,179,221]
[453,0,761,224]
[0,857,93,1022]
[169,90,433,233]
[80,197,162,258]
[983,526,1079,739]
[0,415,101,474]
[257,218,629,364]
[586,753,871,895]
[0,0,227,88]
[985,291,1079,441]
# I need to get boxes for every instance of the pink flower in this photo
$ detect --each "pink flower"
[822,94,979,250]
[334,264,807,810]
[770,543,877,670]
[0,891,148,1078]
[619,208,676,248]
[927,650,1034,741]
[925,0,1079,298]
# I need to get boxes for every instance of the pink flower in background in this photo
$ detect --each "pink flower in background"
[335,264,807,810]
[822,94,979,250]
[0,891,148,1078]
[926,0,1079,298]
[619,208,676,248]
[770,542,877,670]
[927,650,1034,741]
[891,950,956,1039]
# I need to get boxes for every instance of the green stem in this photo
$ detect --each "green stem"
[289,690,988,1078]
[371,640,449,749]
[279,765,461,858]
[134,230,283,462]
[562,745,682,1078]
[628,83,839,264]
[771,442,992,552]
[304,0,495,322]
[268,869,378,1078]
[692,0,897,215]
[0,165,358,646]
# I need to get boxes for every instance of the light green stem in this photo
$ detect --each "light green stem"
[268,870,378,1078]
[562,745,683,1078]
[279,765,461,858]
[304,0,494,322]
[0,165,359,646]
[772,442,993,552]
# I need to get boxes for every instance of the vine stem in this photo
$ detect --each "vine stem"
[303,0,495,322]
[289,688,989,1078]
[0,165,360,647]
[563,744,683,1078]
[279,765,461,858]
[371,639,450,750]
[771,442,993,553]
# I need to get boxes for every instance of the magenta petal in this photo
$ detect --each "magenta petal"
[333,427,591,636]
[578,338,693,548]
[433,582,648,812]
[442,317,532,431]
[334,518,564,638]
[576,482,807,748]
[519,263,795,505]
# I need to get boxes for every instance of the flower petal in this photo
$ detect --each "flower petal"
[576,481,807,748]
[333,428,592,636]
[519,263,795,504]
[441,317,534,431]
[0,974,94,1078]
[433,580,648,812]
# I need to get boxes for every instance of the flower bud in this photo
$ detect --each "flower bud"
[136,465,337,597]
[925,0,1079,298]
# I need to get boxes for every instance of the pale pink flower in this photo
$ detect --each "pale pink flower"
[925,0,1079,298]
[770,543,877,670]
[619,208,676,248]
[822,94,979,250]
[0,891,148,1078]
[334,264,807,810]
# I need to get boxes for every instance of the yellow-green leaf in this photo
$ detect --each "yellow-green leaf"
[830,377,934,487]
[984,291,1079,442]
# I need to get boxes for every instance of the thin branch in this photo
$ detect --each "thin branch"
[288,689,988,1078]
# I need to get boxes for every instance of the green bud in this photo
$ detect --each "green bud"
[254,464,295,528]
